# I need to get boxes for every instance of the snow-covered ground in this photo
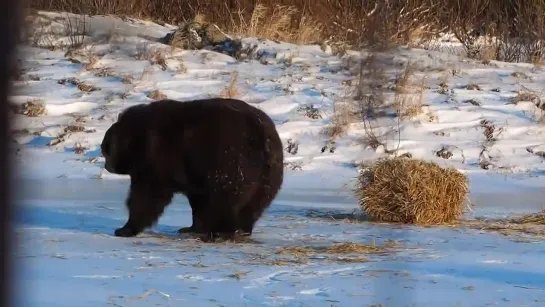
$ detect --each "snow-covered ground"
[10,11,545,306]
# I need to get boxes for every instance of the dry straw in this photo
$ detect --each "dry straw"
[509,211,545,225]
[355,157,469,225]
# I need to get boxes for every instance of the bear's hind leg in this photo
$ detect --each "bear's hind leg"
[198,196,240,243]
[115,181,174,237]
[237,187,274,237]
[237,205,258,237]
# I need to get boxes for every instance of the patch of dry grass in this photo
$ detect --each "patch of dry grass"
[276,241,399,256]
[58,77,100,92]
[465,83,482,91]
[268,258,307,266]
[511,90,541,105]
[64,125,85,133]
[228,271,251,280]
[121,74,134,84]
[148,49,168,71]
[84,48,98,70]
[93,67,113,78]
[355,157,469,225]
[228,4,321,44]
[275,240,400,263]
[462,211,545,238]
[12,99,47,117]
[297,104,322,119]
[77,81,99,92]
[177,62,188,74]
[148,89,167,100]
[219,70,239,99]
[510,211,545,224]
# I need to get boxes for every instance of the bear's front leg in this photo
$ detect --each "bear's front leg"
[178,193,206,234]
[115,181,174,237]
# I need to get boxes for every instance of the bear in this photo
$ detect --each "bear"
[100,98,284,242]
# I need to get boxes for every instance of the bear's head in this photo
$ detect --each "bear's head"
[101,104,149,175]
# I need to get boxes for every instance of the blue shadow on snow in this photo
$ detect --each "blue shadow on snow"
[15,204,125,236]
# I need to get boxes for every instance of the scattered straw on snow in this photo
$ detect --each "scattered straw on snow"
[355,157,469,225]
[462,210,545,239]
[275,241,399,257]
[509,210,545,225]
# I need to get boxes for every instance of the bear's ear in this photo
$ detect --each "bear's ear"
[117,107,131,122]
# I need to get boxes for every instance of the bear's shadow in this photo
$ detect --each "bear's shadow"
[16,200,366,243]
[16,205,132,235]
[15,202,256,241]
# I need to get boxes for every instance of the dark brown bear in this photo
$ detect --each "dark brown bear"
[100,98,284,242]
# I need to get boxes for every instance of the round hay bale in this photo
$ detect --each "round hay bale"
[355,157,469,225]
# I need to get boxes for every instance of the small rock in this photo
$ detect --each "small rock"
[399,152,412,158]
[436,146,453,159]
[463,99,481,106]
[466,84,481,91]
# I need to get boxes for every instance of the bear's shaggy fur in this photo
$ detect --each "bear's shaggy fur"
[100,98,284,242]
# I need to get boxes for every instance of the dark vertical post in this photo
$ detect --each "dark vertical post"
[0,0,21,306]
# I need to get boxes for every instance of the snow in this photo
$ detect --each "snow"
[11,11,545,306]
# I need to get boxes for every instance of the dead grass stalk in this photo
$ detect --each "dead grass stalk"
[219,70,239,99]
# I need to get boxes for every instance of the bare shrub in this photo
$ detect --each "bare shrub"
[352,54,400,153]
[84,47,99,70]
[445,0,494,59]
[480,119,503,144]
[321,102,353,140]
[230,4,294,41]
[391,62,427,120]
[489,0,545,63]
[355,157,469,225]
[293,15,324,44]
[73,141,87,154]
[63,13,87,50]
